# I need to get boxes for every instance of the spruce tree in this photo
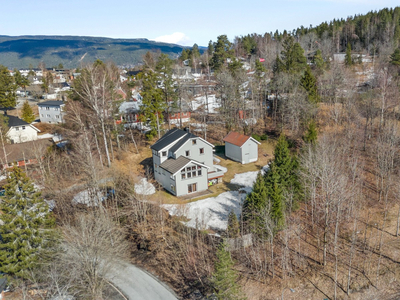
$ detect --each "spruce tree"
[227,210,240,238]
[303,119,318,144]
[21,100,35,123]
[0,65,17,111]
[242,172,268,235]
[300,65,320,104]
[0,167,55,278]
[345,43,353,66]
[265,165,285,231]
[211,242,245,300]
[266,134,301,203]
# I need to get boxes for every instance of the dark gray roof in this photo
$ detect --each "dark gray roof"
[160,156,191,174]
[38,100,65,107]
[169,133,196,153]
[151,128,198,151]
[7,115,29,127]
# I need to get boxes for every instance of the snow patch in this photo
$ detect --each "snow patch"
[135,178,156,195]
[162,165,269,231]
[72,189,104,207]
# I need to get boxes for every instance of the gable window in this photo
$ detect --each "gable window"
[199,148,204,154]
[15,127,19,131]
[192,171,196,177]
[162,151,167,157]
[187,172,192,178]
[185,150,190,157]
[192,139,197,145]
[22,126,26,130]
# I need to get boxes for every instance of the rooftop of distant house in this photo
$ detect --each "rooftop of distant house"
[37,100,65,106]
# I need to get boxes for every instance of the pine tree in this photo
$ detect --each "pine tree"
[211,35,234,72]
[227,210,240,238]
[211,242,245,300]
[280,36,307,74]
[300,65,320,104]
[0,167,55,278]
[303,119,318,144]
[21,100,35,123]
[345,43,353,66]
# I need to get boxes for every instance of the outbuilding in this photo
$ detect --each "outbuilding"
[223,132,260,164]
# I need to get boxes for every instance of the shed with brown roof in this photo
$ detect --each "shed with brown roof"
[223,132,260,164]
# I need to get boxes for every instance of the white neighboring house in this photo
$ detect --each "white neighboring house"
[37,101,65,124]
[6,115,40,144]
[223,132,260,164]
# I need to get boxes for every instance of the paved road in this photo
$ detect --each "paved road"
[107,261,178,300]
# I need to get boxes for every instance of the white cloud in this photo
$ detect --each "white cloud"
[153,32,192,46]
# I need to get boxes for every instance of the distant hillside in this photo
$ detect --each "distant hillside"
[0,35,186,69]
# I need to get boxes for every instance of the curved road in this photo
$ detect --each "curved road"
[107,261,178,300]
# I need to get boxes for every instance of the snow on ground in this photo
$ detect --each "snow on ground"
[72,189,104,207]
[134,178,156,195]
[191,94,220,113]
[37,133,55,140]
[163,165,269,231]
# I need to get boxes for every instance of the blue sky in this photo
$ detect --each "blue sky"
[1,0,399,46]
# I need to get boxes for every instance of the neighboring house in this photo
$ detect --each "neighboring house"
[151,128,225,197]
[223,132,260,164]
[0,139,52,170]
[37,101,65,124]
[6,115,40,144]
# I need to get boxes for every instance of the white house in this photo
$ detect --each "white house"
[6,115,40,144]
[223,132,260,164]
[151,128,226,197]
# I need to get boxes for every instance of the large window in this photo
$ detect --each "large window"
[181,165,202,179]
[188,183,197,193]
[162,151,167,157]
[185,150,190,157]
[199,148,204,154]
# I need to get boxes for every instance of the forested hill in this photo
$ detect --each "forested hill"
[0,35,185,69]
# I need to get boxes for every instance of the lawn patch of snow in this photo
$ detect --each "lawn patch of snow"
[134,178,156,195]
[163,165,269,231]
[163,191,246,231]
[72,189,104,207]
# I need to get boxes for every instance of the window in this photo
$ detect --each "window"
[22,126,26,130]
[188,183,197,193]
[198,170,202,176]
[41,114,44,117]
[46,107,50,110]
[197,165,201,169]
[185,150,190,157]
[187,172,192,178]
[181,168,185,173]
[15,127,19,131]
[191,166,196,170]
[200,148,204,154]
[192,139,197,145]
[186,167,191,172]
[162,151,167,157]
[47,114,51,118]
[192,171,196,177]
[171,185,175,192]
[54,107,59,111]
[181,173,186,179]
[56,115,60,119]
